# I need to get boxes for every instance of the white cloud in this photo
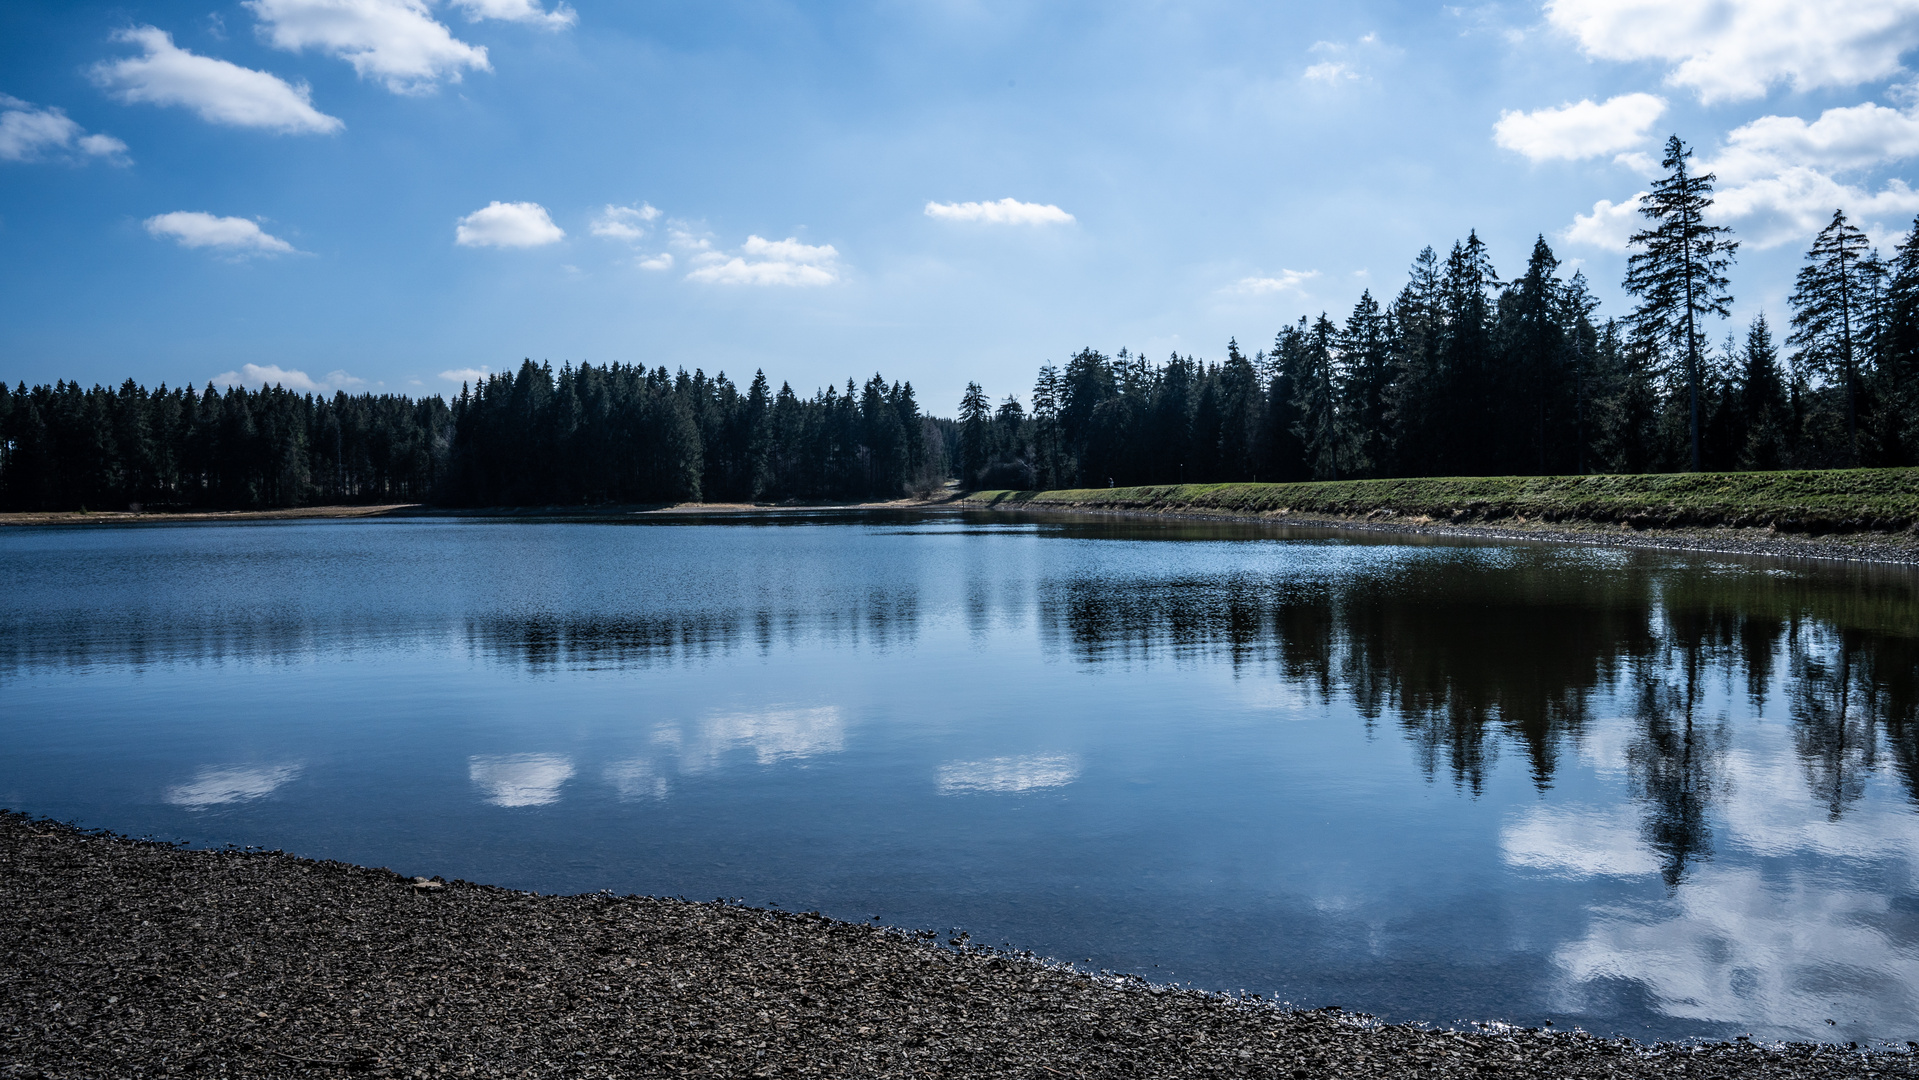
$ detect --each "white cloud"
[937,754,1080,795]
[0,94,129,164]
[685,234,842,286]
[1234,269,1320,294]
[1714,99,1919,183]
[146,211,298,255]
[590,202,660,241]
[91,26,343,134]
[667,222,713,251]
[468,753,574,807]
[455,200,565,248]
[1567,95,1919,251]
[1562,193,1646,252]
[636,252,674,271]
[447,0,577,28]
[924,197,1075,225]
[244,0,491,94]
[1302,33,1392,84]
[1705,98,1919,246]
[439,365,490,383]
[1613,150,1660,176]
[165,764,302,809]
[1493,93,1667,161]
[1545,0,1919,103]
[1303,61,1357,84]
[214,363,366,393]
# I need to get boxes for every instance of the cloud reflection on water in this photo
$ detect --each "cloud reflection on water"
[164,764,302,809]
[658,706,846,772]
[937,754,1080,794]
[468,753,576,807]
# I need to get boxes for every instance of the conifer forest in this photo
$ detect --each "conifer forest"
[5,140,1918,512]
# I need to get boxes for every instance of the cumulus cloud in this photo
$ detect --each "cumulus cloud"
[1545,0,1919,103]
[455,200,565,248]
[244,0,491,94]
[214,363,365,393]
[1707,98,1919,245]
[1565,95,1919,250]
[447,0,577,28]
[1563,193,1647,251]
[146,211,298,255]
[685,234,841,287]
[590,202,660,241]
[1715,99,1919,182]
[924,197,1075,225]
[0,94,129,164]
[439,365,490,383]
[937,754,1080,795]
[92,26,342,134]
[636,252,674,271]
[1234,269,1320,294]
[1494,93,1667,161]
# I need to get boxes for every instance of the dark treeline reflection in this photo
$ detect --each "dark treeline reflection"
[1036,550,1919,832]
[461,593,923,670]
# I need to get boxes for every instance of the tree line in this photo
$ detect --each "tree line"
[0,362,950,511]
[955,137,1919,490]
[5,136,1917,511]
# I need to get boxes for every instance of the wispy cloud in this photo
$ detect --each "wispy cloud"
[92,26,342,133]
[439,365,491,383]
[447,0,577,29]
[0,94,129,164]
[214,363,365,393]
[455,201,565,248]
[1234,269,1319,294]
[146,211,298,255]
[590,201,660,241]
[924,197,1074,225]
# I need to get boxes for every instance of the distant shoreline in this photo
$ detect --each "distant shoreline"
[6,482,1918,566]
[2,811,1901,1078]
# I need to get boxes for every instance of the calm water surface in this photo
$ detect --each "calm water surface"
[3,511,1917,1045]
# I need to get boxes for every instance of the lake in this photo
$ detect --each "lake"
[2,510,1916,1046]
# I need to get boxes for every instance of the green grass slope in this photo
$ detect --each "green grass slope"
[961,469,1919,533]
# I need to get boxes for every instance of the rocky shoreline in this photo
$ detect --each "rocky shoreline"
[2,813,1909,1078]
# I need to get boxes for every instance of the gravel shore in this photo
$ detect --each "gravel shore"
[2,813,1909,1079]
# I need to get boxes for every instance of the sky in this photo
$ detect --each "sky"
[4,0,1919,411]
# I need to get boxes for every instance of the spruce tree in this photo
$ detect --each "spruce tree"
[1340,291,1392,477]
[1623,134,1738,472]
[1787,209,1881,461]
[956,381,991,486]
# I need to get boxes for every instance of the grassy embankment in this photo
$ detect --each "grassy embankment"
[962,468,1919,535]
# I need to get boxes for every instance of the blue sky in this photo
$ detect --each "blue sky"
[4,0,1919,411]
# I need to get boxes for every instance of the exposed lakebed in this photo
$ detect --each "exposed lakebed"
[3,510,1916,1045]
